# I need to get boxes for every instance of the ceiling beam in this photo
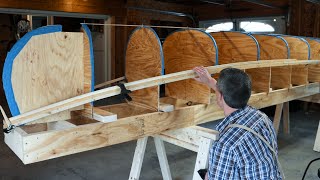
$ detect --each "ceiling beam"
[241,0,283,9]
[199,0,225,5]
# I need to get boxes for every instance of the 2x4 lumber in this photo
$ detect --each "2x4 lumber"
[273,103,283,134]
[129,137,148,180]
[6,59,319,128]
[283,102,290,134]
[16,83,320,164]
[159,103,174,112]
[154,137,172,180]
[4,127,27,161]
[81,108,117,123]
[158,126,219,152]
[192,137,213,180]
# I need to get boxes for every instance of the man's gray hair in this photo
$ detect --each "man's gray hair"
[217,68,252,109]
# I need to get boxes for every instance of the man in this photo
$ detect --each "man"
[193,66,283,180]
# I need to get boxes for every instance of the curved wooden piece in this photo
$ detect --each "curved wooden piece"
[253,34,291,90]
[281,36,310,85]
[163,29,217,104]
[211,32,269,93]
[125,27,163,110]
[306,38,320,82]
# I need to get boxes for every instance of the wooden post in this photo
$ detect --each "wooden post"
[129,137,148,180]
[154,137,172,180]
[192,137,213,180]
[273,103,284,134]
[283,102,290,134]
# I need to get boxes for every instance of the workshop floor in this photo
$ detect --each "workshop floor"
[0,103,319,180]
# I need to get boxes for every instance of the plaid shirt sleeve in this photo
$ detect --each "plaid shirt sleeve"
[208,141,236,180]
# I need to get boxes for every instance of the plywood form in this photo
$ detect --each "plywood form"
[6,59,319,127]
[253,35,291,89]
[281,36,309,85]
[211,32,270,93]
[10,32,85,124]
[306,38,320,82]
[163,29,216,104]
[81,26,94,113]
[8,82,319,164]
[125,27,162,110]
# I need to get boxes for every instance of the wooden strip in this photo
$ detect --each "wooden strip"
[306,38,320,82]
[164,29,216,104]
[94,76,125,89]
[281,36,309,85]
[156,134,198,152]
[7,60,319,127]
[126,27,162,110]
[11,83,319,164]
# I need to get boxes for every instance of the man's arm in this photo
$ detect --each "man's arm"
[193,66,218,91]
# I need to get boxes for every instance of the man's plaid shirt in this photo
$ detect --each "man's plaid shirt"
[208,105,282,179]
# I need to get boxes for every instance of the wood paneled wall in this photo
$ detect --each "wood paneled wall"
[288,0,320,37]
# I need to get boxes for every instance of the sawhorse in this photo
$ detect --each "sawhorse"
[129,126,219,180]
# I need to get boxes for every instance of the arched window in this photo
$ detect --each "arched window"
[205,22,233,33]
[240,21,275,32]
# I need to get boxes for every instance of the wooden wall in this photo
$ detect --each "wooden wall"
[288,0,320,37]
[112,0,194,78]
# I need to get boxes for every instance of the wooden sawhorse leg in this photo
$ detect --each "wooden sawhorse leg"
[273,102,290,135]
[129,137,172,180]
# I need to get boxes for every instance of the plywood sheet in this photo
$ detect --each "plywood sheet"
[211,32,270,93]
[306,38,320,82]
[281,36,309,85]
[11,32,84,114]
[125,27,162,110]
[210,32,258,64]
[164,29,216,104]
[253,35,291,90]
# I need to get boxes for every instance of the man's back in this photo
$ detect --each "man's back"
[208,106,282,179]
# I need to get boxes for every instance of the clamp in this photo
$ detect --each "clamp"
[117,83,132,101]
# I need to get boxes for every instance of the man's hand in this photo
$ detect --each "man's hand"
[193,66,217,91]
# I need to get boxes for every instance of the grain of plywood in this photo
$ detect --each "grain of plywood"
[281,36,309,85]
[125,27,162,110]
[82,27,93,112]
[306,38,320,82]
[11,32,84,115]
[253,35,291,90]
[211,32,270,93]
[210,32,258,64]
[164,30,216,104]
